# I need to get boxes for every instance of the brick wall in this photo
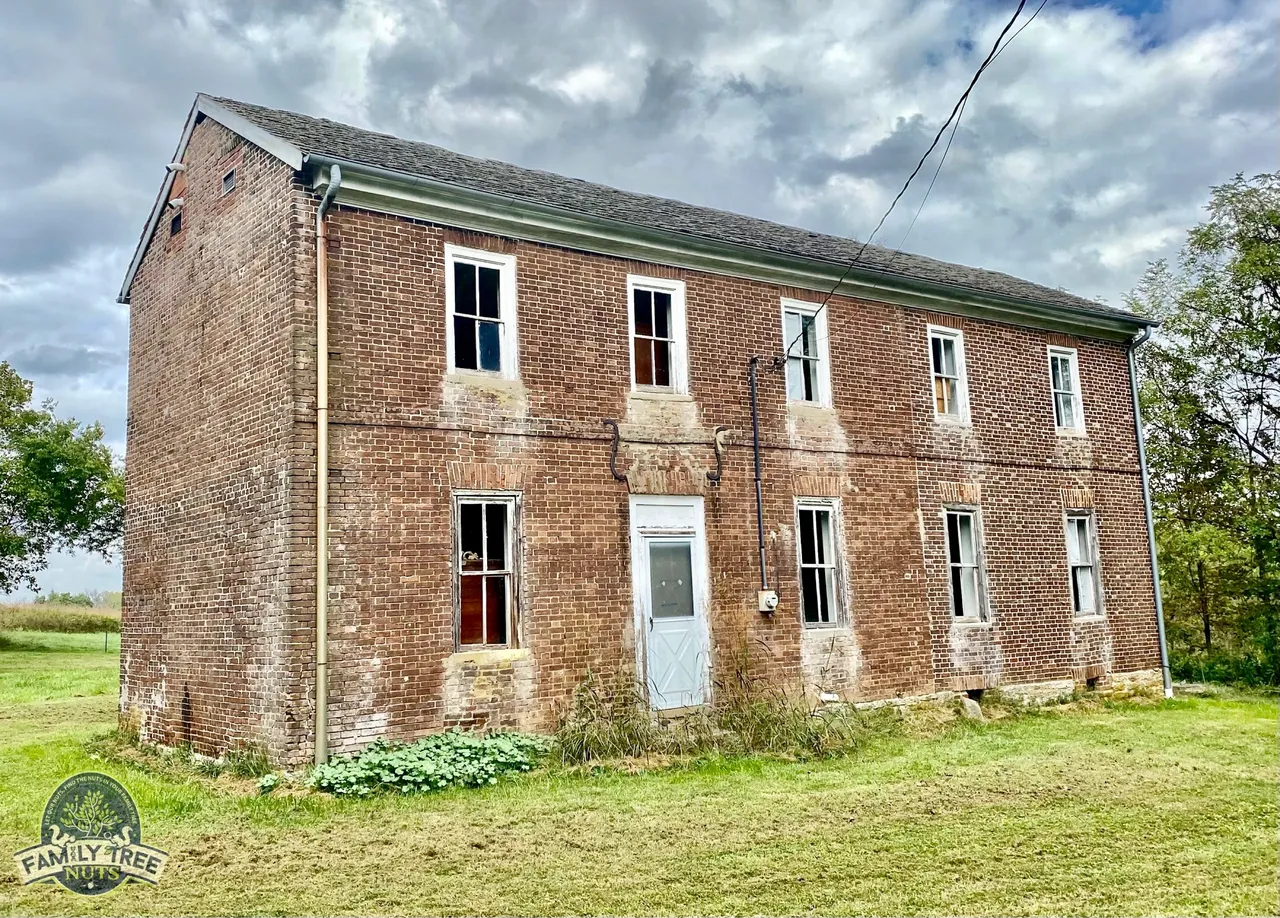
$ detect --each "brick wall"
[124,129,1161,764]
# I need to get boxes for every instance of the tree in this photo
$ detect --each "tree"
[1129,172,1280,683]
[0,362,124,593]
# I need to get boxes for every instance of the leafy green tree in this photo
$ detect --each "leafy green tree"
[0,362,124,593]
[1129,172,1280,684]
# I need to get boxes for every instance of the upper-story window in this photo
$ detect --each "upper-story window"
[445,245,518,379]
[628,276,688,393]
[782,299,832,407]
[928,326,969,421]
[221,168,237,196]
[1048,346,1085,432]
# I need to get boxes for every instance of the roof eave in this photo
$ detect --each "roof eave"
[305,154,1156,341]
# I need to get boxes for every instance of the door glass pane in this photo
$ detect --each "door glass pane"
[477,266,501,319]
[478,321,501,372]
[650,542,694,618]
[454,261,477,315]
[485,575,508,643]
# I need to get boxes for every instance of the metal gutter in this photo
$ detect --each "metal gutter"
[1127,326,1173,698]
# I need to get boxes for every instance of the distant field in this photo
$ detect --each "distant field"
[0,603,120,640]
[0,629,1276,916]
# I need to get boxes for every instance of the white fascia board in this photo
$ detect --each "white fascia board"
[308,160,1153,343]
[116,95,304,304]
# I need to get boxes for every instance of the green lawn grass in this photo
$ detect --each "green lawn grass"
[0,631,1276,916]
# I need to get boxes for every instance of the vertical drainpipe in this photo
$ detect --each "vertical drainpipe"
[748,356,768,592]
[1127,326,1173,699]
[314,164,342,766]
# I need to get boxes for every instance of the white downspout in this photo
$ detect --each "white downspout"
[315,164,342,765]
[1127,325,1174,698]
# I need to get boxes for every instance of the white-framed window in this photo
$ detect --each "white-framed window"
[795,499,842,627]
[781,299,832,407]
[944,508,987,621]
[1048,346,1085,432]
[1065,512,1102,616]
[928,325,969,421]
[445,244,519,379]
[221,168,237,196]
[455,493,520,648]
[627,275,688,393]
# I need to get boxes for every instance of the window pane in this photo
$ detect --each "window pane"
[935,377,956,415]
[633,289,653,337]
[1052,356,1073,393]
[813,510,830,564]
[961,567,980,618]
[946,514,961,564]
[477,266,500,319]
[653,340,671,387]
[816,567,832,623]
[649,542,694,618]
[460,503,483,571]
[786,357,806,400]
[785,312,803,355]
[1066,519,1083,563]
[454,261,477,315]
[802,359,817,402]
[950,566,965,617]
[653,292,670,338]
[478,320,502,372]
[798,509,816,564]
[454,316,477,369]
[459,575,484,644]
[1056,392,1076,428]
[485,576,508,643]
[1072,566,1094,614]
[956,514,975,564]
[635,338,654,385]
[800,317,817,358]
[485,504,507,570]
[801,567,821,623]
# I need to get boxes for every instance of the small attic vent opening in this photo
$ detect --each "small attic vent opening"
[221,168,237,196]
[169,211,182,236]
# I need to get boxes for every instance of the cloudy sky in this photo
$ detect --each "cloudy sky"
[1,0,1276,598]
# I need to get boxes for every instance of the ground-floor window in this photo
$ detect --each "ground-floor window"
[456,494,518,647]
[796,500,842,626]
[1066,511,1102,616]
[945,508,987,621]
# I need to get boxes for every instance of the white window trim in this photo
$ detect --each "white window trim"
[1047,346,1086,434]
[453,490,522,650]
[926,325,970,424]
[221,168,237,196]
[626,275,688,394]
[444,244,520,381]
[793,497,845,629]
[1064,510,1104,619]
[943,505,989,623]
[780,298,833,408]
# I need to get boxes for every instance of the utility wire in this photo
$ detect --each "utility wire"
[779,0,1047,365]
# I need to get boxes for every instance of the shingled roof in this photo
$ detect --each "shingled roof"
[133,95,1136,322]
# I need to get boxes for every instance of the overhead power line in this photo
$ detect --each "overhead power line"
[779,0,1049,364]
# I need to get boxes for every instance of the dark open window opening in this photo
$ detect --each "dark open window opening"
[798,505,838,626]
[458,499,514,646]
[453,260,503,373]
[945,509,984,620]
[169,211,182,236]
[632,287,673,387]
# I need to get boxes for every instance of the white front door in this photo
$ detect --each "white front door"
[630,496,710,710]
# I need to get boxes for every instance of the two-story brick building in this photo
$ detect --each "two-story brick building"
[118,95,1169,765]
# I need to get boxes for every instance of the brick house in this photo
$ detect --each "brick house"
[117,95,1169,765]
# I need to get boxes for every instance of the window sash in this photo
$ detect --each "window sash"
[1050,352,1081,428]
[945,510,984,619]
[458,499,516,646]
[784,309,826,404]
[1067,515,1098,615]
[447,248,515,378]
[632,287,675,388]
[798,506,839,626]
[929,331,964,418]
